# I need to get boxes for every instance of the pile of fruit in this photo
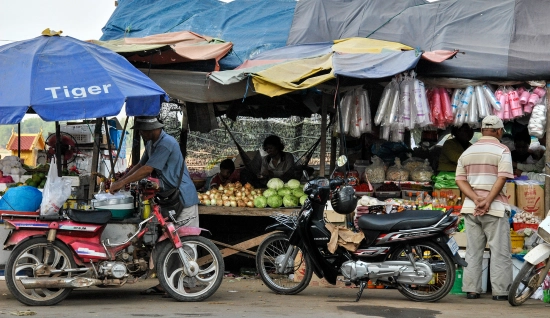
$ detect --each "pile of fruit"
[25,172,47,189]
[197,178,307,209]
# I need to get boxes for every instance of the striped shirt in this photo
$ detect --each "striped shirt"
[455,136,514,217]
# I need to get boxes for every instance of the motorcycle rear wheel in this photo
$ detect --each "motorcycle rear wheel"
[508,259,549,306]
[157,236,224,302]
[6,237,77,306]
[255,232,313,295]
[389,241,455,302]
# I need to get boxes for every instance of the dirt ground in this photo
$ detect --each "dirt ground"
[0,277,549,318]
[0,222,543,317]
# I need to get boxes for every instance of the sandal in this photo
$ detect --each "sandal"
[466,293,480,299]
[140,286,166,295]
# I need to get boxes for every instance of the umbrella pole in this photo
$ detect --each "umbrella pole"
[109,116,129,179]
[17,123,21,158]
[103,118,116,179]
[55,121,62,177]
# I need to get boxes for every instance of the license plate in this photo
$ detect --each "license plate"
[447,236,459,255]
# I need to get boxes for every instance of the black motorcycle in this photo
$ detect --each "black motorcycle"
[255,156,466,302]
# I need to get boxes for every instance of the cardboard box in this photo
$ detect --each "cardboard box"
[294,251,346,287]
[515,182,544,219]
[505,181,516,206]
[451,231,488,248]
[324,209,346,223]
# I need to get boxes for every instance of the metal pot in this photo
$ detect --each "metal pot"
[92,197,134,208]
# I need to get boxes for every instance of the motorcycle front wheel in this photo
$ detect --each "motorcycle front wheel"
[255,232,313,295]
[508,259,549,306]
[389,241,456,302]
[157,236,224,302]
[5,237,77,306]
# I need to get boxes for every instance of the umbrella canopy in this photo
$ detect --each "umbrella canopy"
[0,31,169,124]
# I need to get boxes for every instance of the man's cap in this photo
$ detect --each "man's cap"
[132,116,164,130]
[481,115,504,129]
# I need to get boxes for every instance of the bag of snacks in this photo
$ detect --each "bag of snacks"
[365,156,385,183]
[410,159,434,182]
[403,156,425,172]
[386,158,409,182]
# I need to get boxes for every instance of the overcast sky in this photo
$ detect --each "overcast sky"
[0,0,116,44]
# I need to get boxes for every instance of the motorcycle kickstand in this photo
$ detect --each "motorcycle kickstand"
[355,280,367,302]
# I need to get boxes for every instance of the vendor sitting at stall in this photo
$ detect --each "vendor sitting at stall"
[438,124,474,172]
[208,159,240,189]
[259,135,294,181]
[514,134,545,177]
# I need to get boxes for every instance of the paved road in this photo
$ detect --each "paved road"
[0,277,549,317]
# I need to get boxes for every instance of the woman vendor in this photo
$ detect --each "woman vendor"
[438,124,474,172]
[258,135,295,181]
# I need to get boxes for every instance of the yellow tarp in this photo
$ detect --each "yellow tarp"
[252,53,334,97]
[332,37,413,54]
[250,38,413,97]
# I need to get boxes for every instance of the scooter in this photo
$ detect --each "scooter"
[1,177,224,306]
[508,168,550,306]
[256,156,466,302]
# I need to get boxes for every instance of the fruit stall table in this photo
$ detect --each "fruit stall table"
[197,205,295,269]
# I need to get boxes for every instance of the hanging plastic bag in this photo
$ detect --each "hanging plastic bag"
[40,158,72,215]
[475,86,489,118]
[482,84,502,111]
[357,88,373,134]
[413,79,430,126]
[400,77,413,129]
[439,87,454,125]
[468,88,478,125]
[528,104,546,138]
[339,91,353,135]
[375,82,393,125]
[450,88,464,115]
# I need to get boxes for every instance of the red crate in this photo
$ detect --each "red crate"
[513,223,539,231]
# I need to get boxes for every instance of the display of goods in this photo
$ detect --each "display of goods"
[512,210,541,225]
[386,158,409,182]
[364,156,385,183]
[410,159,434,182]
[197,181,262,208]
[336,87,372,137]
[403,157,424,172]
[197,178,305,209]
[376,182,400,192]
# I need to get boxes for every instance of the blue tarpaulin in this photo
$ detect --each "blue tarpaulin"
[101,0,297,70]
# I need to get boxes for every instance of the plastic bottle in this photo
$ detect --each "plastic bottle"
[142,200,151,219]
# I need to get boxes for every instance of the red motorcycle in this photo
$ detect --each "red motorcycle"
[1,177,224,306]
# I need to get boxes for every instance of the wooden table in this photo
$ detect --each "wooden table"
[198,206,296,264]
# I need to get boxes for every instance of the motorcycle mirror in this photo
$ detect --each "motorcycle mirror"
[337,155,348,167]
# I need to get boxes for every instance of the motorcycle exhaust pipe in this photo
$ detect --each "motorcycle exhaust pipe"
[20,277,103,289]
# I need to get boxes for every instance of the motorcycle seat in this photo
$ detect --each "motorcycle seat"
[67,209,112,225]
[357,210,444,232]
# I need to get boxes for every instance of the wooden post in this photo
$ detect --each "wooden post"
[131,118,141,166]
[103,118,116,177]
[330,136,337,176]
[55,121,62,177]
[180,103,189,158]
[545,84,550,217]
[88,118,103,201]
[17,123,21,158]
[319,95,328,177]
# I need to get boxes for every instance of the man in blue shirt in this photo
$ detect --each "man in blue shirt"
[110,116,199,295]
[110,116,199,226]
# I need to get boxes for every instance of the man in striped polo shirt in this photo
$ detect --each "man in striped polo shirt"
[455,115,514,301]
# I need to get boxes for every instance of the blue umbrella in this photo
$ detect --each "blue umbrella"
[0,30,169,124]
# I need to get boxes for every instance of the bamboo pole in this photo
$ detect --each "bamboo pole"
[319,96,328,177]
[545,84,550,217]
